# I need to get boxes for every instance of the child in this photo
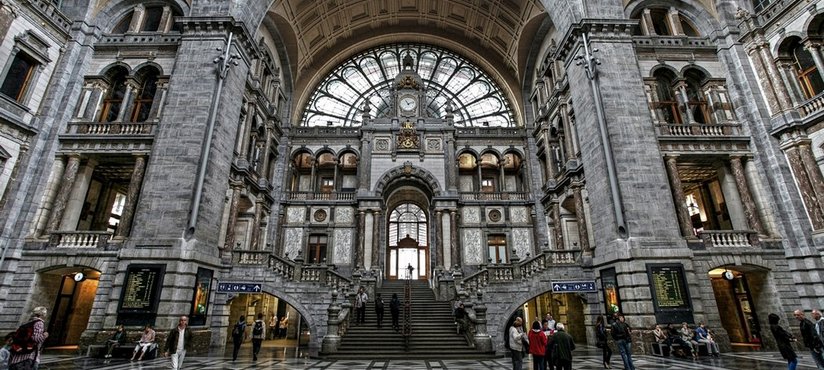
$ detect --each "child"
[1,332,15,370]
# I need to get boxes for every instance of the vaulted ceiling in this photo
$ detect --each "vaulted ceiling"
[267,0,549,113]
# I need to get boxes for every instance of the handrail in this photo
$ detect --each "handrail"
[48,231,112,249]
[458,192,529,201]
[699,230,759,248]
[286,191,356,201]
[65,121,157,135]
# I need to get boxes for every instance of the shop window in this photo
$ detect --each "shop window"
[307,235,327,264]
[488,234,507,264]
[0,53,37,102]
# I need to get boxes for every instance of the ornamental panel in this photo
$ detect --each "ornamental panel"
[462,228,483,265]
[333,229,353,264]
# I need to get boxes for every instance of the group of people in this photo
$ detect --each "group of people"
[652,322,721,359]
[122,316,192,369]
[773,309,824,370]
[508,313,575,370]
[229,311,292,362]
[354,287,403,331]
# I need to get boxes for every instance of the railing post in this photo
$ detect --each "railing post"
[510,249,522,280]
[472,290,493,352]
[321,290,342,354]
[293,251,304,281]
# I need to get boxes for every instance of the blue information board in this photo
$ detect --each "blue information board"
[216,282,262,293]
[551,281,597,293]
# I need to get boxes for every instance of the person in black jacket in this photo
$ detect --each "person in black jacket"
[390,293,401,331]
[230,315,246,361]
[104,325,126,359]
[611,314,634,370]
[769,313,798,370]
[595,315,611,369]
[164,316,193,370]
[794,310,824,370]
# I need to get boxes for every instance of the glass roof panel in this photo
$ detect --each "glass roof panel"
[301,43,515,127]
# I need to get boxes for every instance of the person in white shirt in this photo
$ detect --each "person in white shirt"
[164,316,192,370]
[508,317,528,370]
[355,287,368,325]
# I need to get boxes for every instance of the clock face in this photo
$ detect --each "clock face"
[723,271,734,281]
[74,272,85,282]
[399,96,417,112]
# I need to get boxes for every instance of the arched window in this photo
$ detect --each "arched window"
[110,5,182,34]
[301,43,515,127]
[793,42,824,98]
[653,68,680,124]
[388,203,428,279]
[99,67,128,122]
[684,69,710,124]
[752,0,772,13]
[130,67,159,122]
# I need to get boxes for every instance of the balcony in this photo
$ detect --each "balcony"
[459,192,529,201]
[48,231,112,249]
[59,120,157,153]
[286,191,356,201]
[697,230,759,248]
[65,121,157,136]
[633,36,713,50]
[655,122,742,137]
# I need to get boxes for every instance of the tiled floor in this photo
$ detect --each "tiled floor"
[36,345,820,369]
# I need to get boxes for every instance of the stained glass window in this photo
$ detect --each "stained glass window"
[301,44,515,127]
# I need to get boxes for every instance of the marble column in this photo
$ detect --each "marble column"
[641,9,656,35]
[371,210,381,269]
[356,210,366,268]
[115,80,137,123]
[223,181,243,251]
[445,136,458,192]
[666,7,683,35]
[434,210,444,268]
[775,60,804,106]
[358,136,372,193]
[805,41,824,84]
[784,145,824,228]
[116,155,147,238]
[746,43,782,114]
[729,157,765,234]
[552,199,563,249]
[148,79,170,121]
[33,158,66,237]
[449,210,459,269]
[664,155,694,237]
[560,104,575,160]
[128,4,145,32]
[758,42,793,110]
[250,201,264,250]
[572,183,591,254]
[798,142,824,219]
[47,155,81,231]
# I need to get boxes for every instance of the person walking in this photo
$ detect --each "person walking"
[163,316,192,370]
[814,310,824,360]
[104,325,126,359]
[509,317,528,370]
[268,314,277,340]
[131,324,155,361]
[694,322,720,356]
[230,315,246,361]
[795,310,824,370]
[355,287,368,325]
[552,323,575,370]
[390,293,401,331]
[9,307,48,370]
[769,313,798,370]
[595,315,611,369]
[528,320,547,370]
[611,314,635,370]
[251,313,265,361]
[375,293,385,329]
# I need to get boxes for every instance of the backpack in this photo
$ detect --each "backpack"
[252,321,263,338]
[504,327,512,351]
[376,299,384,311]
[232,322,244,337]
[10,320,38,355]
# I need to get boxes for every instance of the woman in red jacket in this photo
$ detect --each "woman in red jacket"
[528,320,548,370]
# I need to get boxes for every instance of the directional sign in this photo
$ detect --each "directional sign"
[216,282,262,293]
[551,280,597,293]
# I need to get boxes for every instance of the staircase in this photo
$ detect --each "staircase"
[328,279,494,360]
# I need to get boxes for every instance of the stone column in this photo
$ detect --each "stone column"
[729,156,765,234]
[47,155,81,231]
[32,157,66,237]
[128,4,146,33]
[434,210,444,268]
[674,82,694,124]
[358,135,372,193]
[664,155,694,237]
[746,43,782,114]
[641,9,656,35]
[83,81,107,122]
[0,3,17,41]
[148,79,170,121]
[775,59,804,106]
[371,210,381,269]
[445,135,458,192]
[757,42,793,110]
[666,7,684,35]
[159,5,174,32]
[805,41,824,84]
[223,181,243,251]
[798,142,824,219]
[552,199,563,250]
[115,80,137,122]
[250,200,264,250]
[116,155,147,238]
[260,124,274,185]
[449,210,459,269]
[236,103,255,167]
[572,183,591,254]
[560,104,575,160]
[356,210,366,268]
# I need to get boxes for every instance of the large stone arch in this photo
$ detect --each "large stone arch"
[257,283,320,340]
[373,163,442,198]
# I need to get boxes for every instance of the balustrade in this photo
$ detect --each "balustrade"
[287,192,355,201]
[799,93,824,118]
[656,122,740,136]
[48,231,111,249]
[699,230,758,248]
[66,121,157,136]
[459,192,529,201]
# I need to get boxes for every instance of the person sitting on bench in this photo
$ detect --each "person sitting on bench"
[104,325,126,358]
[131,324,156,361]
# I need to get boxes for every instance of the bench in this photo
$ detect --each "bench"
[651,341,709,357]
[87,342,158,359]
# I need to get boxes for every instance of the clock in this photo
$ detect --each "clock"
[73,272,85,282]
[399,96,417,113]
[722,271,734,281]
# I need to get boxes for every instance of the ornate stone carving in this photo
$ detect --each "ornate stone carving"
[510,207,529,223]
[426,137,441,152]
[462,228,483,265]
[374,137,390,152]
[335,207,354,224]
[333,229,352,264]
[284,228,304,259]
[463,207,480,223]
[286,207,305,223]
[487,209,502,223]
[313,209,328,223]
[512,228,532,259]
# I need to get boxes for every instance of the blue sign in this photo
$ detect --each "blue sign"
[217,282,262,293]
[551,281,597,293]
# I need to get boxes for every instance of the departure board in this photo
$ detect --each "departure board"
[122,267,159,309]
[647,263,693,324]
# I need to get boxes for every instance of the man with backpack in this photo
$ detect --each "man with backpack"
[375,293,385,329]
[9,307,48,370]
[251,313,265,361]
[230,315,246,361]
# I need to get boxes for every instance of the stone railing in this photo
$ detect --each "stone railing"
[231,251,353,290]
[460,248,581,293]
[233,250,269,265]
[48,231,112,249]
[755,0,795,28]
[548,249,581,264]
[286,191,356,201]
[459,192,529,201]
[699,230,759,248]
[292,127,360,137]
[656,122,741,136]
[26,0,72,33]
[633,36,712,48]
[65,121,157,136]
[268,254,295,280]
[455,127,525,137]
[798,93,824,118]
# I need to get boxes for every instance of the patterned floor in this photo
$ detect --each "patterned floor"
[35,346,821,369]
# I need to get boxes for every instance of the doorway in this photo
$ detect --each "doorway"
[386,202,429,280]
[709,267,763,349]
[39,268,100,347]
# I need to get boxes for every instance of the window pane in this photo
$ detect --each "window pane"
[0,54,34,101]
[142,7,164,32]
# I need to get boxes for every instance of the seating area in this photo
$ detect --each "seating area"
[87,342,158,360]
[651,341,710,357]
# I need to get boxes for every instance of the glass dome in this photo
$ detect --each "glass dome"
[301,43,515,127]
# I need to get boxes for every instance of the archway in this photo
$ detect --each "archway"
[386,201,430,280]
[708,266,769,350]
[503,290,588,344]
[36,267,101,347]
[224,292,309,356]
